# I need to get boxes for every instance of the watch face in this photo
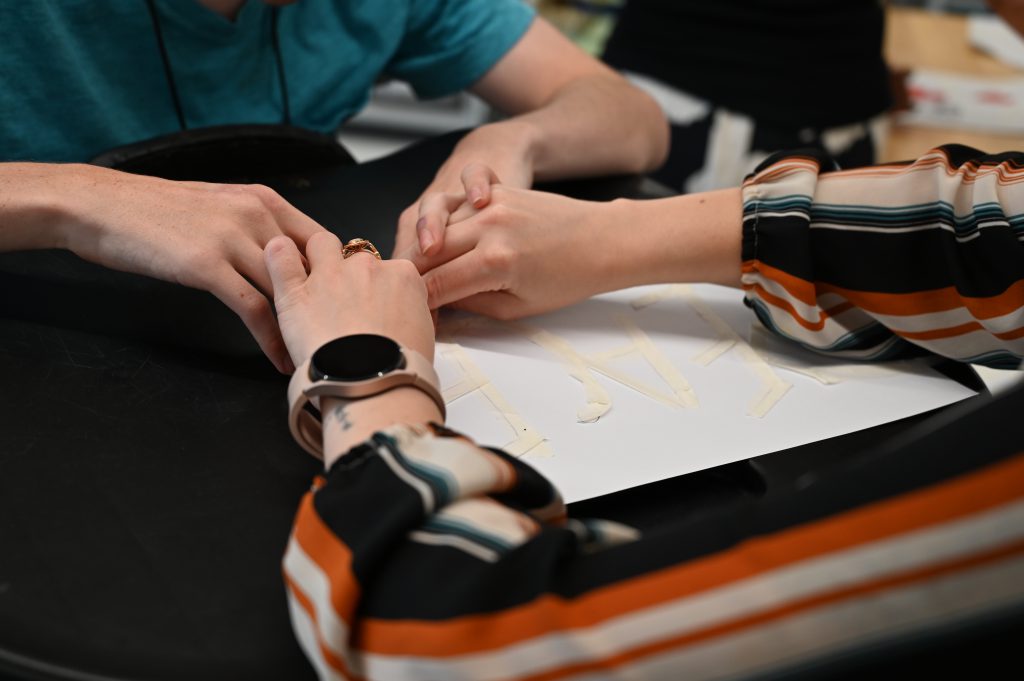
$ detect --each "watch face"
[309,334,405,382]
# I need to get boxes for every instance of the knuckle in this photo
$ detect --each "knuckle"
[390,258,420,281]
[484,201,511,223]
[247,183,280,204]
[308,231,340,250]
[232,192,271,222]
[481,244,514,273]
[424,273,445,304]
[191,252,224,278]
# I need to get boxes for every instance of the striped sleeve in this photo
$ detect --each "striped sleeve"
[282,385,1024,681]
[741,145,1024,368]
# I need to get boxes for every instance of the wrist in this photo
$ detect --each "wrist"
[586,197,648,293]
[0,162,88,252]
[321,388,444,468]
[456,120,539,185]
[590,190,744,291]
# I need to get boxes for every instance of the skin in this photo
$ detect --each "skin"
[1,0,667,373]
[265,182,743,463]
[395,18,669,260]
[265,233,440,465]
[410,185,743,320]
[0,163,323,373]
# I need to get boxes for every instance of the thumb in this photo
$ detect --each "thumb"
[264,236,308,301]
[461,163,501,209]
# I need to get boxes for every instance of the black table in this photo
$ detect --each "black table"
[0,131,984,681]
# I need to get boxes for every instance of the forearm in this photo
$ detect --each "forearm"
[0,162,79,252]
[492,73,669,181]
[591,188,744,293]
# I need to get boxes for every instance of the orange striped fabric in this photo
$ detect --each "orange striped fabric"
[284,430,1024,680]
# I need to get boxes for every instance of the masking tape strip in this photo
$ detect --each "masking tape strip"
[630,288,675,310]
[591,345,639,363]
[442,343,550,458]
[747,325,842,385]
[521,326,613,423]
[583,357,688,410]
[667,285,737,366]
[631,286,734,365]
[439,343,490,402]
[677,286,792,417]
[693,337,737,367]
[615,314,699,408]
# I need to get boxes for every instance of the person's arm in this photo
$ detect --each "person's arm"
[0,162,330,373]
[395,16,669,257]
[740,146,1024,367]
[267,225,1024,681]
[411,185,742,318]
[413,145,1024,368]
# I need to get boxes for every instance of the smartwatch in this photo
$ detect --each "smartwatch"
[287,334,445,459]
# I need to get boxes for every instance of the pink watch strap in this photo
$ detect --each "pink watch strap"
[287,346,444,459]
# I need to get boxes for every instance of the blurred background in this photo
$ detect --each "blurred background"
[339,0,1024,167]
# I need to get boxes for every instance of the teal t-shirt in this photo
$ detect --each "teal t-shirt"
[0,0,535,162]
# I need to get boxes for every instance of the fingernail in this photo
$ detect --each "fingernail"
[416,217,434,253]
[469,188,484,207]
[420,230,434,253]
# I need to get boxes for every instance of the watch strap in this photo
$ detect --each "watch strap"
[287,346,445,459]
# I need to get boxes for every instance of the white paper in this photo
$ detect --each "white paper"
[438,284,977,504]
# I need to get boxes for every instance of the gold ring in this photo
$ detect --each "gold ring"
[342,237,382,260]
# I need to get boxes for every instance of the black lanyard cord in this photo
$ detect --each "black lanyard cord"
[144,0,291,131]
[270,7,291,125]
[146,0,187,130]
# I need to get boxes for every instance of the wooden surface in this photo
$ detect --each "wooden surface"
[882,6,1024,160]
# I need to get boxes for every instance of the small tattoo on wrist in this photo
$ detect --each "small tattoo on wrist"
[331,405,353,431]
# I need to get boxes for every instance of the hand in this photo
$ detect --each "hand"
[56,165,327,373]
[264,233,434,369]
[411,186,624,320]
[393,123,535,260]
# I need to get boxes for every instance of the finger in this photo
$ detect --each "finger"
[305,231,343,273]
[421,250,506,310]
[407,217,482,275]
[392,207,418,259]
[233,241,276,299]
[213,269,293,374]
[264,235,308,299]
[342,250,381,267]
[450,290,525,320]
[249,184,328,247]
[461,163,501,209]
[416,192,465,256]
[276,207,328,248]
[392,241,420,263]
[448,200,479,225]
